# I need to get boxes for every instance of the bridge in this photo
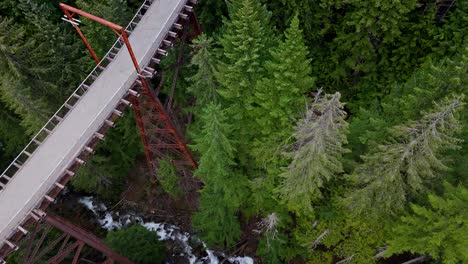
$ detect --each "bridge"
[0,0,198,262]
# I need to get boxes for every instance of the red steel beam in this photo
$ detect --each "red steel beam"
[60,7,100,64]
[190,11,202,37]
[71,241,84,264]
[59,3,124,31]
[44,213,133,264]
[131,98,156,171]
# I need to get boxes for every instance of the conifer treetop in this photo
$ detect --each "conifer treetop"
[279,91,349,215]
[348,95,465,217]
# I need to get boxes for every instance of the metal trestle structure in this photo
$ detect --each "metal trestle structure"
[17,212,131,264]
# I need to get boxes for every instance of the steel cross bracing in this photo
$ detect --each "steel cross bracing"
[0,0,199,262]
[15,212,132,264]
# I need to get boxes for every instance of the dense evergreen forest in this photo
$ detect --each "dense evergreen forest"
[0,0,467,263]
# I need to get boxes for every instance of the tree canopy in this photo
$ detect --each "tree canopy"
[1,0,466,263]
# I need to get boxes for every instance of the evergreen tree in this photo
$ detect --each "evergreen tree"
[0,17,51,132]
[106,225,166,264]
[347,49,468,173]
[215,0,275,168]
[0,0,87,133]
[17,0,87,105]
[196,0,228,34]
[0,103,27,169]
[191,104,246,248]
[347,95,465,218]
[187,34,219,112]
[192,190,242,249]
[156,157,182,199]
[71,110,142,201]
[76,0,134,60]
[279,92,349,215]
[385,182,468,264]
[325,0,432,101]
[253,15,315,165]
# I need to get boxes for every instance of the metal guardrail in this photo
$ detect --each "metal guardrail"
[0,0,155,193]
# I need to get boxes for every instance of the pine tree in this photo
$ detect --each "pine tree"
[71,110,142,201]
[191,103,246,248]
[0,0,89,134]
[215,0,275,168]
[106,225,166,264]
[0,17,51,132]
[279,92,349,215]
[347,49,468,174]
[253,15,315,165]
[385,182,468,264]
[17,0,87,104]
[347,95,465,218]
[196,0,228,34]
[326,0,427,98]
[76,0,134,59]
[0,103,27,169]
[192,190,242,248]
[156,157,182,199]
[187,34,219,112]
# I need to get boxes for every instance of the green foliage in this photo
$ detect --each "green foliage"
[347,96,465,218]
[191,104,246,248]
[76,0,134,60]
[0,103,28,169]
[156,157,182,199]
[346,48,468,174]
[0,0,87,133]
[191,104,237,185]
[256,231,291,264]
[255,212,299,263]
[432,0,468,57]
[216,0,275,169]
[0,17,54,132]
[72,111,142,201]
[253,15,315,165]
[196,0,228,34]
[0,0,467,262]
[385,182,468,264]
[279,92,349,215]
[325,0,434,102]
[192,190,242,249]
[187,34,219,112]
[105,225,166,264]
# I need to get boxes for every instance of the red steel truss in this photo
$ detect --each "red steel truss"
[16,211,132,264]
